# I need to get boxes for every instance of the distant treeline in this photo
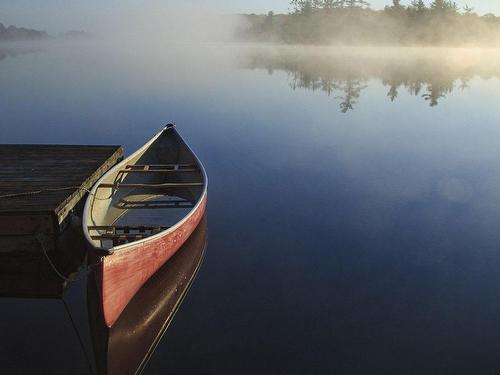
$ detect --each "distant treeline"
[0,23,48,42]
[238,1,500,46]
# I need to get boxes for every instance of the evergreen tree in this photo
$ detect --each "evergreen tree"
[388,0,405,13]
[322,0,340,9]
[431,0,446,10]
[463,5,474,16]
[345,0,370,9]
[290,0,314,14]
[264,11,275,32]
[447,1,459,13]
[411,0,426,12]
[430,0,458,13]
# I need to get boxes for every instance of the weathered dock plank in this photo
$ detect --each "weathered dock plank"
[0,144,123,234]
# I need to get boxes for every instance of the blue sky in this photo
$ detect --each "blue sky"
[1,0,500,33]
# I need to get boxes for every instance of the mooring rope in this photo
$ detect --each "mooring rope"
[0,186,110,200]
[39,235,97,373]
[37,234,101,283]
[37,232,96,373]
[62,298,95,375]
[37,233,73,282]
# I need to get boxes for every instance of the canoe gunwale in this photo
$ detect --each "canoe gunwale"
[82,125,208,256]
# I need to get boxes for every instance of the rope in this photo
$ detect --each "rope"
[38,233,72,282]
[37,236,96,372]
[62,298,95,375]
[0,186,110,200]
[40,238,98,373]
[37,233,101,283]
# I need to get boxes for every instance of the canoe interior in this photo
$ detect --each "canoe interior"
[85,127,205,250]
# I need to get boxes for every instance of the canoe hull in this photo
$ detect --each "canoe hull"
[88,215,208,375]
[93,193,207,327]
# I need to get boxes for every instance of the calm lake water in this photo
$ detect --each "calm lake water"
[2,42,500,374]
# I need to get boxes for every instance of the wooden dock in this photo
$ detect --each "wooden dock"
[0,145,123,235]
[0,144,123,297]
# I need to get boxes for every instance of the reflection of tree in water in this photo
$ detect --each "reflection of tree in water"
[288,67,367,112]
[422,82,452,106]
[336,79,368,113]
[243,48,499,112]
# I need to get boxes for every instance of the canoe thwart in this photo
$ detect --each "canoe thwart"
[89,225,171,246]
[88,225,171,232]
[117,168,198,174]
[97,182,204,189]
[120,163,199,174]
[125,164,197,170]
[91,233,156,246]
[115,199,195,209]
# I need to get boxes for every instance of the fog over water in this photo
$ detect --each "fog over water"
[242,45,500,110]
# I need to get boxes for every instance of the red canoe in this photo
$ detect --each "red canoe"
[83,124,207,327]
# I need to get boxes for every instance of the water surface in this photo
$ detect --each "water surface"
[2,42,500,374]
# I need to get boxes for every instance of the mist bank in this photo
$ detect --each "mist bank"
[238,1,500,46]
[0,23,48,42]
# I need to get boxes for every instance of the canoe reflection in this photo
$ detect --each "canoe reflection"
[88,214,208,375]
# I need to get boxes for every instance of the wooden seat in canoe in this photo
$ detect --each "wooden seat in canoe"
[97,182,203,189]
[114,198,195,210]
[117,164,199,174]
[89,225,171,245]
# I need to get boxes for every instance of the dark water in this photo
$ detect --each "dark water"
[2,42,500,374]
